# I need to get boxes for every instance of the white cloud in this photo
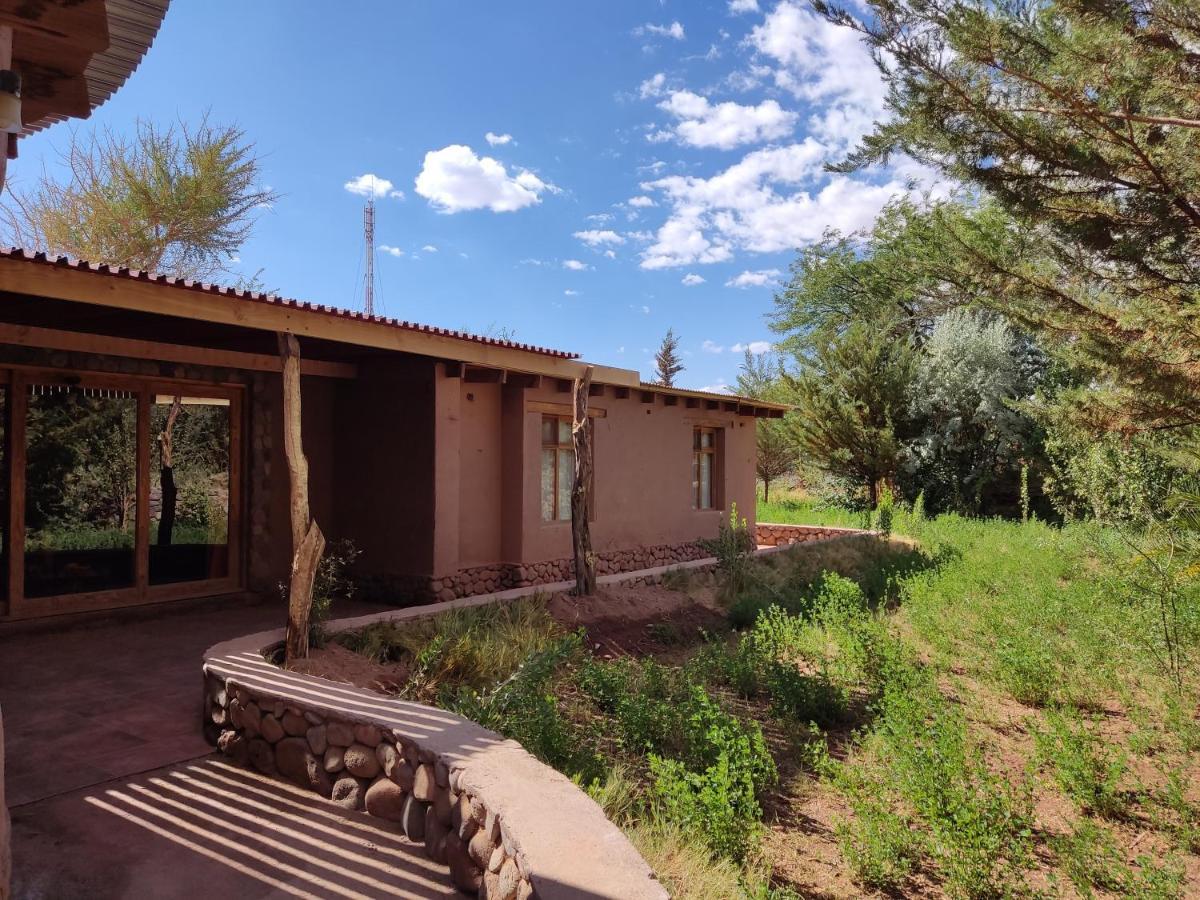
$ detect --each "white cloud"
[655,90,797,150]
[563,259,591,271]
[726,269,781,288]
[564,289,580,296]
[344,173,404,199]
[731,340,773,354]
[702,340,725,353]
[422,244,438,253]
[639,73,668,99]
[698,380,732,394]
[485,132,514,146]
[749,1,887,148]
[628,195,657,208]
[641,305,651,314]
[586,212,615,223]
[638,140,928,268]
[603,249,617,259]
[637,21,685,40]
[729,0,759,12]
[681,273,706,286]
[414,145,554,213]
[379,245,404,257]
[573,229,626,247]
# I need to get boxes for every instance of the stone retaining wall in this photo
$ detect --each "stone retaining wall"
[755,522,867,547]
[368,541,710,605]
[204,621,667,900]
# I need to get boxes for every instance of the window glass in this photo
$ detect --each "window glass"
[149,395,231,585]
[540,448,556,520]
[556,448,573,521]
[699,452,713,509]
[24,384,137,597]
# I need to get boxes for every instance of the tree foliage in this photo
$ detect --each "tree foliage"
[2,116,277,279]
[653,328,685,387]
[737,350,794,502]
[818,0,1200,431]
[787,323,917,506]
[908,310,1043,514]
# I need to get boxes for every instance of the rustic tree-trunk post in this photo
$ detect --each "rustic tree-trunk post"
[278,332,325,664]
[571,366,597,596]
[157,395,182,545]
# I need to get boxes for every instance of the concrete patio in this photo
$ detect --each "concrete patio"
[0,596,456,898]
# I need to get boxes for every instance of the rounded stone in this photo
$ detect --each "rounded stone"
[434,787,454,827]
[259,713,285,744]
[281,711,308,737]
[307,725,327,756]
[217,730,248,765]
[412,763,437,802]
[468,825,493,868]
[425,806,449,864]
[344,744,381,779]
[401,795,428,841]
[242,702,262,738]
[326,721,355,747]
[390,761,415,791]
[445,834,481,894]
[353,723,382,747]
[495,858,521,900]
[364,776,407,822]
[330,776,366,810]
[324,745,345,773]
[376,742,397,775]
[248,738,275,775]
[276,737,333,796]
[488,845,505,874]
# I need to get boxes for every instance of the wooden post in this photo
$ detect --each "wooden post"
[278,332,325,664]
[571,366,596,596]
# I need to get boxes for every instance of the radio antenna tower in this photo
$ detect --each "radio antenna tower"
[363,198,376,316]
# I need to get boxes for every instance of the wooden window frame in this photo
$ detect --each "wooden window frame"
[540,413,594,523]
[1,366,245,619]
[693,426,722,511]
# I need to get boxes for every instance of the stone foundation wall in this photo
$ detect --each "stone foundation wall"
[402,541,710,604]
[755,522,867,547]
[204,630,667,900]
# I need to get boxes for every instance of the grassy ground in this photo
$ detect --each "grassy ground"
[332,494,1200,898]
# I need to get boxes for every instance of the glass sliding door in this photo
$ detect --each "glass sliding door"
[23,383,138,598]
[148,394,231,585]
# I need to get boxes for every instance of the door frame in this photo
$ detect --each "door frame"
[1,365,245,619]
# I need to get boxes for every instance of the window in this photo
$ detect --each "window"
[541,415,575,521]
[693,427,720,510]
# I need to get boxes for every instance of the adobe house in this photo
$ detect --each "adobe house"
[0,249,786,620]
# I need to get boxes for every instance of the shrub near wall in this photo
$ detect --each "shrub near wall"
[203,631,667,900]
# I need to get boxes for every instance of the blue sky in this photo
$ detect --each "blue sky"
[9,1,924,392]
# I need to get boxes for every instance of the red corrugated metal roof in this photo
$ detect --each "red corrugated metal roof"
[0,248,580,360]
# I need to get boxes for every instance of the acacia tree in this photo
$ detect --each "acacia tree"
[2,116,277,279]
[653,328,685,387]
[817,0,1200,431]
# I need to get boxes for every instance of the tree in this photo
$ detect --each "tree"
[817,0,1200,432]
[736,349,794,502]
[653,328,685,387]
[788,322,917,507]
[907,310,1043,514]
[2,116,277,279]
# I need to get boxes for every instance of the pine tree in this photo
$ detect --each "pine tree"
[653,328,685,387]
[817,0,1200,430]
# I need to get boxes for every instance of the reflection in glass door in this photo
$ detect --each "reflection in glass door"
[24,384,138,598]
[149,395,231,585]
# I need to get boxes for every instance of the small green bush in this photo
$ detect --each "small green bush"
[700,503,757,598]
[1052,820,1185,899]
[1033,708,1129,818]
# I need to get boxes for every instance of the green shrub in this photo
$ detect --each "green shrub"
[1052,820,1185,899]
[447,632,602,782]
[308,538,360,644]
[700,503,756,598]
[1033,708,1129,818]
[338,597,561,695]
[835,792,920,891]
